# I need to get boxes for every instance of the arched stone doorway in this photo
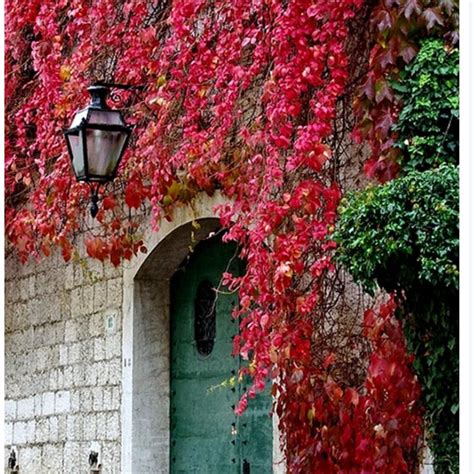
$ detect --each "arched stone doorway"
[121,193,283,473]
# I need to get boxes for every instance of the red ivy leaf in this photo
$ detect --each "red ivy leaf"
[422,8,444,30]
[400,43,418,64]
[374,9,393,32]
[102,196,116,210]
[125,183,142,209]
[403,0,422,19]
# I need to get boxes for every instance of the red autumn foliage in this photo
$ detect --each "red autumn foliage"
[5,0,456,470]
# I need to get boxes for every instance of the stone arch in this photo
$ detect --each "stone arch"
[120,192,284,473]
[121,193,225,473]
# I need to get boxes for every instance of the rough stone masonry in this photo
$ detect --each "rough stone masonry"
[5,250,124,473]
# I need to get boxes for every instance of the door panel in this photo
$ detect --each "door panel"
[170,236,272,473]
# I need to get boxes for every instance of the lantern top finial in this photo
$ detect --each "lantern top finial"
[87,85,110,109]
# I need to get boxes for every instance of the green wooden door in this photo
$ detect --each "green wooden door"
[170,237,273,473]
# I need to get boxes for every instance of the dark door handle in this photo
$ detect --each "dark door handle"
[243,459,250,474]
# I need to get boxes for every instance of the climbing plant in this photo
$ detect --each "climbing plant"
[334,38,459,472]
[392,39,459,171]
[334,165,458,294]
[5,0,458,471]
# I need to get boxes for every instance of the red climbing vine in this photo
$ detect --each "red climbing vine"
[6,0,457,471]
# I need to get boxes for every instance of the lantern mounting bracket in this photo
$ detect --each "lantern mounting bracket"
[89,183,100,219]
[92,82,145,105]
[92,82,146,91]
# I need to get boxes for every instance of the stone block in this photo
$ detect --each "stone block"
[83,413,97,440]
[12,302,29,332]
[83,285,95,315]
[63,366,74,389]
[70,287,83,318]
[101,441,121,474]
[107,278,122,308]
[13,421,28,445]
[27,371,49,397]
[65,319,79,343]
[4,307,15,333]
[16,353,31,377]
[18,446,41,472]
[107,358,122,385]
[42,392,55,416]
[63,441,82,472]
[111,387,121,411]
[85,362,98,387]
[35,346,53,372]
[42,444,64,472]
[105,333,121,360]
[5,422,13,445]
[5,376,20,399]
[89,258,105,278]
[68,342,81,364]
[94,337,106,361]
[74,264,84,286]
[56,367,65,390]
[94,281,108,313]
[49,416,59,442]
[81,389,93,413]
[59,344,68,366]
[96,412,107,440]
[106,412,120,441]
[73,364,85,387]
[55,391,71,414]
[34,394,43,416]
[58,415,67,439]
[4,354,15,379]
[104,262,122,279]
[88,312,103,338]
[20,277,30,301]
[26,420,36,443]
[59,293,71,321]
[80,339,94,362]
[103,388,113,411]
[5,280,17,304]
[17,397,35,420]
[70,390,81,413]
[97,362,109,386]
[92,387,104,411]
[66,415,82,441]
[12,328,33,354]
[52,321,65,345]
[36,294,62,324]
[33,324,45,348]
[28,275,36,298]
[36,417,49,443]
[65,263,75,290]
[5,400,16,421]
[49,369,59,391]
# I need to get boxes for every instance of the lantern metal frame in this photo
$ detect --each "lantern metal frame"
[64,85,133,183]
[64,82,143,217]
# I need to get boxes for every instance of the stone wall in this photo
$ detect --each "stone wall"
[5,251,124,473]
[4,190,435,473]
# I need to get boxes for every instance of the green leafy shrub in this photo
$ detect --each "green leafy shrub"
[334,164,458,294]
[392,39,459,172]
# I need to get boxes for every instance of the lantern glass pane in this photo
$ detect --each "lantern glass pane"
[66,131,86,178]
[85,129,128,177]
[70,109,88,128]
[88,109,124,126]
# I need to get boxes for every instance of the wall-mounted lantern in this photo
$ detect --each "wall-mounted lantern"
[64,84,132,217]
